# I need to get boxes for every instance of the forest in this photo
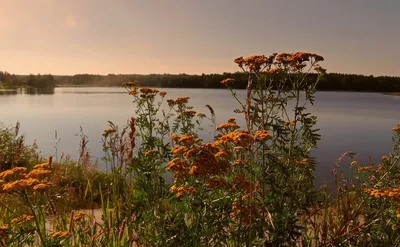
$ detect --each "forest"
[2,70,400,92]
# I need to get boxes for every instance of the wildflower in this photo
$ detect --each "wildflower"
[216,122,240,131]
[254,130,272,141]
[50,231,69,239]
[122,81,139,87]
[178,134,195,146]
[215,150,228,158]
[183,110,197,118]
[382,156,389,162]
[73,212,86,222]
[170,133,180,142]
[227,118,235,123]
[27,169,51,179]
[170,185,196,198]
[144,149,159,157]
[33,183,50,191]
[140,87,159,94]
[11,214,33,226]
[172,146,186,155]
[221,78,234,85]
[159,91,167,96]
[284,121,295,126]
[0,167,27,179]
[128,88,137,95]
[2,178,40,192]
[234,56,245,67]
[33,163,50,170]
[102,128,116,137]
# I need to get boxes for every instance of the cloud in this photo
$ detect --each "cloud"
[64,15,78,28]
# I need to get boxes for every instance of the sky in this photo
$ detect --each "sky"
[0,0,399,76]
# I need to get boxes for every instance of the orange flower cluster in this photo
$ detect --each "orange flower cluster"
[102,128,116,137]
[221,78,235,85]
[50,231,69,240]
[183,110,197,118]
[159,91,167,96]
[231,52,325,74]
[122,81,139,87]
[254,130,273,142]
[169,185,196,198]
[0,160,52,194]
[0,167,27,180]
[214,131,254,147]
[177,134,195,146]
[139,87,160,98]
[392,124,400,131]
[357,165,375,172]
[167,97,190,107]
[11,214,33,226]
[144,149,159,157]
[166,158,189,181]
[73,212,86,222]
[216,122,240,132]
[365,187,400,199]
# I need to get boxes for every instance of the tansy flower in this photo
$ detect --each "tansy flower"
[172,146,186,155]
[27,169,51,179]
[215,150,228,158]
[0,167,27,179]
[2,178,40,192]
[73,212,86,222]
[221,78,234,85]
[255,130,272,141]
[33,163,50,170]
[33,183,50,191]
[216,122,240,131]
[102,128,115,137]
[11,214,33,226]
[178,134,195,146]
[50,231,69,239]
[159,91,167,96]
[128,88,137,95]
[144,149,159,157]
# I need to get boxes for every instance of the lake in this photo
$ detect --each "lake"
[1,87,400,187]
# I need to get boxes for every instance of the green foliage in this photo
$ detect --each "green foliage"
[0,122,40,171]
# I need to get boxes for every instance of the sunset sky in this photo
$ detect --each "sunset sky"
[0,0,399,76]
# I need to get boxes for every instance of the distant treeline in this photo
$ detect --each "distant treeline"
[0,72,56,88]
[2,71,400,92]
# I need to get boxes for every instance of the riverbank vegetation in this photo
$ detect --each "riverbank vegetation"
[2,52,400,246]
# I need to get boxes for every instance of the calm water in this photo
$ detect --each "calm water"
[1,87,400,186]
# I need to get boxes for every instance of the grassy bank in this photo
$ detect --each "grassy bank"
[2,53,400,246]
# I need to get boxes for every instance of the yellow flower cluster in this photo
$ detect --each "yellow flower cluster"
[167,97,190,107]
[254,130,273,141]
[144,149,159,157]
[170,185,196,198]
[50,231,69,239]
[11,214,33,226]
[221,78,235,85]
[0,167,27,180]
[0,159,52,193]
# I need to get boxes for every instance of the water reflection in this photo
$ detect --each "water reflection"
[0,87,55,95]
